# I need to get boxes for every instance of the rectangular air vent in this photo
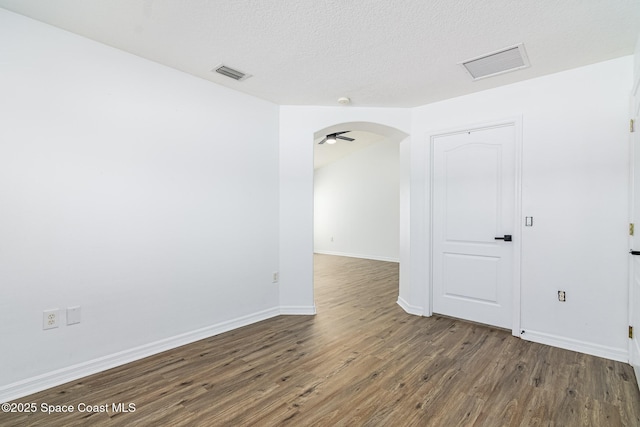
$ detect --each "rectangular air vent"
[460,43,530,81]
[213,64,251,81]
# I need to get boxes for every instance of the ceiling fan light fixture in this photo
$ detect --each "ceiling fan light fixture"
[318,131,354,145]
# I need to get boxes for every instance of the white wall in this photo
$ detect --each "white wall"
[410,56,633,361]
[314,140,400,262]
[0,10,280,400]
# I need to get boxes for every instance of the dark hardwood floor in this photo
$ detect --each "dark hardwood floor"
[2,254,640,426]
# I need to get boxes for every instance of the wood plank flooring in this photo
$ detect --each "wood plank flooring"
[2,254,640,426]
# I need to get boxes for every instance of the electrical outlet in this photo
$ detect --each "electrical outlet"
[272,272,279,283]
[43,309,60,330]
[558,291,566,302]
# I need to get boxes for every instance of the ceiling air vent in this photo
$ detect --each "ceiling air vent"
[213,64,251,81]
[460,43,530,81]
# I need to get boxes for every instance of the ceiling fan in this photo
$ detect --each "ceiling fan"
[318,131,355,145]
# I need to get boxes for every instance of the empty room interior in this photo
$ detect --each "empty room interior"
[2,1,640,425]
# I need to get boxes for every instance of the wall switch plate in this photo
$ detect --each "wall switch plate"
[43,309,60,330]
[525,217,534,226]
[272,272,279,283]
[67,306,81,325]
[558,291,566,302]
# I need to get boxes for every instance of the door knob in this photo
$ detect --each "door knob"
[495,235,512,242]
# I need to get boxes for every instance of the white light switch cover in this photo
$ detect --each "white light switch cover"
[67,306,81,325]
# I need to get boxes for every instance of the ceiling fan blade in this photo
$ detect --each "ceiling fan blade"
[318,137,327,144]
[334,131,351,136]
[337,136,355,141]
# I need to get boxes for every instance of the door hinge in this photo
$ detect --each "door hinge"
[631,223,635,236]
[632,119,636,133]
[630,325,634,339]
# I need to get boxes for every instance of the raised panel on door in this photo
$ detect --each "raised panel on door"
[442,253,500,303]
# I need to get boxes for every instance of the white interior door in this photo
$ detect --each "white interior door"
[629,51,640,375]
[630,116,640,372]
[432,124,516,329]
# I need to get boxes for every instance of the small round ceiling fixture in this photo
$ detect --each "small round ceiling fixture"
[337,97,351,105]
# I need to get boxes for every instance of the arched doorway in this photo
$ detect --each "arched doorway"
[278,108,415,317]
[312,121,408,310]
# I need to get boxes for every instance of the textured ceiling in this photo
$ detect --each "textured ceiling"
[0,0,638,107]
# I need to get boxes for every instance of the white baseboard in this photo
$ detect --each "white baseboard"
[280,305,317,315]
[314,250,399,263]
[522,329,628,363]
[0,307,282,403]
[397,297,424,316]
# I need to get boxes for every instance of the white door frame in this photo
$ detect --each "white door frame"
[427,116,523,337]
[628,54,640,376]
[629,118,638,370]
